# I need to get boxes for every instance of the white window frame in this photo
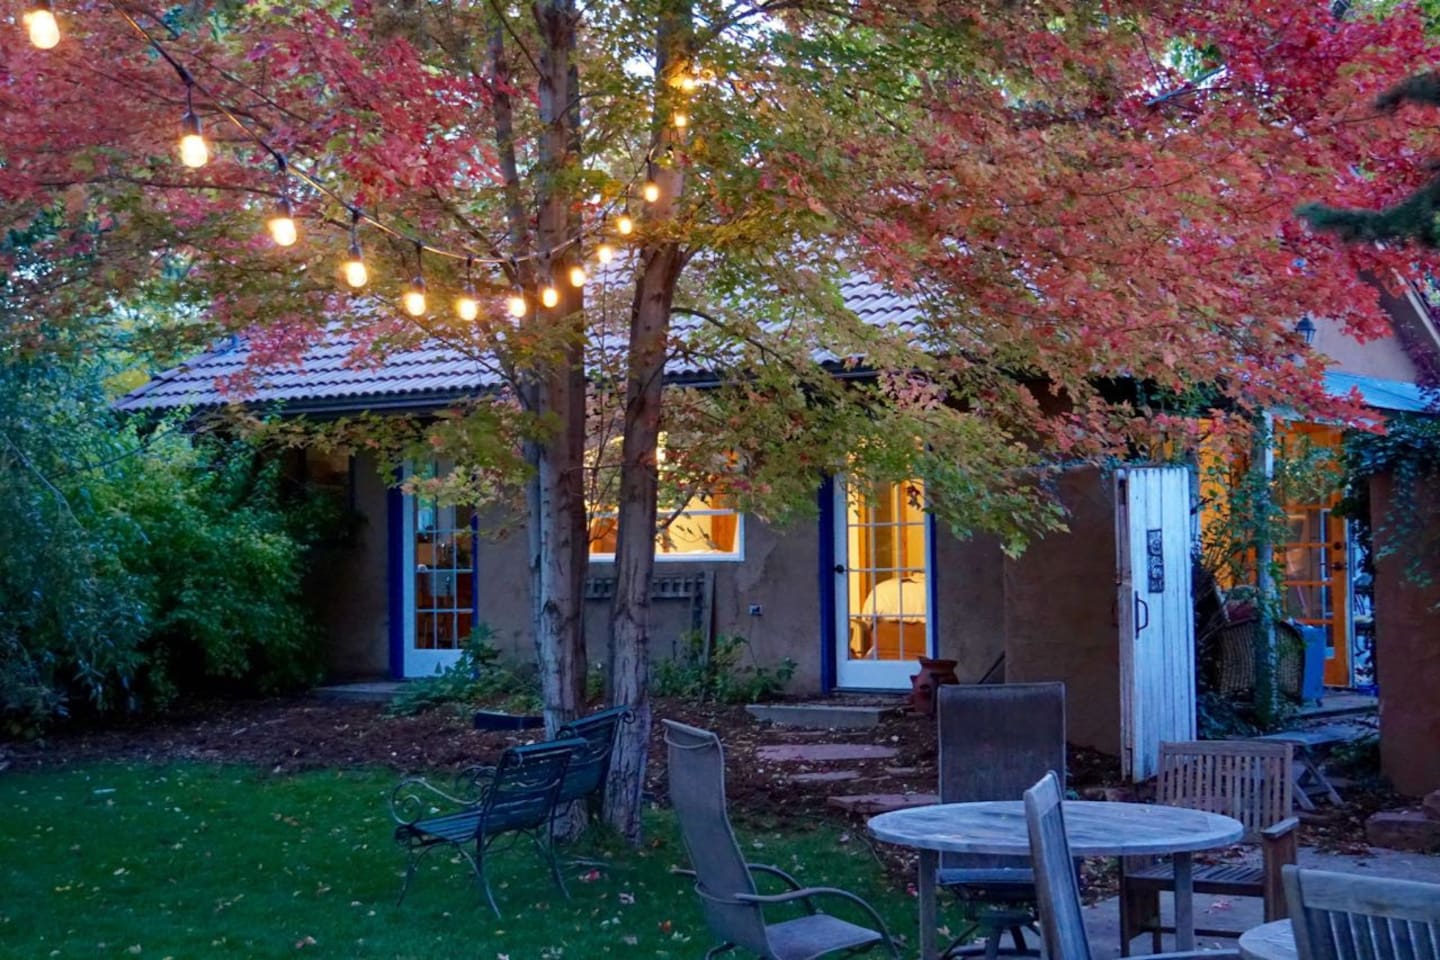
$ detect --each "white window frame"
[588,503,745,564]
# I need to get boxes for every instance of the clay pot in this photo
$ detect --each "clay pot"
[910,657,960,715]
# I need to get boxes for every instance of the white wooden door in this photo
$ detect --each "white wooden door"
[833,477,933,690]
[1115,466,1197,781]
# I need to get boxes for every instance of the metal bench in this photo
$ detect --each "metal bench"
[390,737,585,916]
[554,704,633,821]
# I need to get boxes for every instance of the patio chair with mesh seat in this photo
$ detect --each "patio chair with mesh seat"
[664,719,899,960]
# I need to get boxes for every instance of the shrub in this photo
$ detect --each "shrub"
[387,626,542,716]
[653,632,795,704]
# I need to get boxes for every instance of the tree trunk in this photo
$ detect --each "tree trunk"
[1250,412,1280,729]
[604,0,692,845]
[528,0,588,741]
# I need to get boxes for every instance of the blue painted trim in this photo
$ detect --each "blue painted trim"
[926,509,940,659]
[386,479,405,680]
[817,477,837,695]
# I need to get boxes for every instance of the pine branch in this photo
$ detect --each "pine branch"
[1298,177,1440,248]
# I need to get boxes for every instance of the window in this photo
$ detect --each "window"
[586,437,743,561]
[412,462,475,650]
[588,492,743,561]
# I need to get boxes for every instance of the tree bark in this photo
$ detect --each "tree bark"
[527,0,588,746]
[604,0,692,845]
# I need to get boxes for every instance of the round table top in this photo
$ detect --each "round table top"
[867,800,1245,857]
[1239,920,1296,960]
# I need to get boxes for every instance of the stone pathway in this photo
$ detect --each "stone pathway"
[750,715,939,815]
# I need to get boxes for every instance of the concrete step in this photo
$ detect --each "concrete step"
[756,743,899,763]
[746,702,897,730]
[827,793,940,815]
[311,681,404,704]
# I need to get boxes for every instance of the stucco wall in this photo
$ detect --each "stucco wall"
[1370,474,1440,797]
[317,452,391,680]
[1002,468,1122,755]
[1313,314,1421,382]
[932,530,1007,682]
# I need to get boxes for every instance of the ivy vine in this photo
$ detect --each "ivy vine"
[1346,413,1440,590]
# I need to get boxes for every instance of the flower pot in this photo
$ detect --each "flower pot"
[910,658,960,715]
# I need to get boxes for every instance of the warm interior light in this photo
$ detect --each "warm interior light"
[455,288,480,322]
[642,180,660,203]
[402,277,427,316]
[178,113,208,169]
[616,215,634,236]
[25,2,60,49]
[267,198,297,247]
[596,243,615,264]
[506,292,527,318]
[568,265,587,288]
[540,285,559,309]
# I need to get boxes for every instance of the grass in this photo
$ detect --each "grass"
[0,763,918,959]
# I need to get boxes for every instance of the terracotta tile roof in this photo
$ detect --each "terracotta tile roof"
[116,276,924,414]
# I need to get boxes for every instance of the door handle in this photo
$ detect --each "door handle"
[834,564,846,574]
[1134,593,1150,637]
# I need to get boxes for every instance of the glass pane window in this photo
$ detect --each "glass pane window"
[845,479,929,662]
[413,464,475,651]
[589,493,741,560]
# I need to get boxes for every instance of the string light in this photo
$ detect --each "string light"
[642,179,661,204]
[25,0,60,49]
[673,112,689,129]
[596,243,615,264]
[341,211,367,288]
[616,215,634,236]
[568,264,587,288]
[402,242,427,316]
[268,196,298,247]
[178,85,208,169]
[455,258,480,321]
[506,289,528,318]
[540,284,560,309]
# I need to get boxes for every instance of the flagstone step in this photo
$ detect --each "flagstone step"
[827,793,940,815]
[756,743,900,763]
[746,702,897,730]
[784,770,864,784]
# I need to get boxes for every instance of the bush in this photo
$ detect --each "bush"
[0,347,334,733]
[387,626,542,716]
[653,632,795,704]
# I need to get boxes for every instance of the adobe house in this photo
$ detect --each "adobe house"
[117,278,1440,791]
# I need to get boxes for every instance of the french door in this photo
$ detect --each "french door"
[401,463,476,677]
[833,477,933,690]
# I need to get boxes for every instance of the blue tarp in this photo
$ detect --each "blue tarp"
[1324,371,1432,414]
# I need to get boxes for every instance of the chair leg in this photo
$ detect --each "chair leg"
[704,942,736,959]
[539,821,571,902]
[984,931,1001,960]
[472,839,502,918]
[1009,927,1027,953]
[396,843,440,907]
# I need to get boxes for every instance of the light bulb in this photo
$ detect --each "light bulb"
[568,265,587,288]
[341,237,367,288]
[679,75,699,92]
[178,112,208,169]
[616,215,634,236]
[267,198,297,247]
[506,292,527,318]
[642,180,660,203]
[25,2,59,49]
[673,112,689,129]
[596,243,615,264]
[403,277,427,316]
[455,287,480,322]
[540,285,559,309]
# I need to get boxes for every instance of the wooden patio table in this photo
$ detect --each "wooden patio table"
[1239,920,1296,960]
[869,800,1245,960]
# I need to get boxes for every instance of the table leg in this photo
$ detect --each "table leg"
[918,848,938,960]
[1173,852,1194,952]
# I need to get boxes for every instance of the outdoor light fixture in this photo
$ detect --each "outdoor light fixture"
[178,87,208,169]
[341,214,367,288]
[25,0,60,49]
[267,196,298,247]
[568,264,587,288]
[642,179,661,204]
[1295,316,1317,345]
[615,215,634,236]
[455,258,479,322]
[402,242,427,316]
[506,289,527,318]
[540,284,560,309]
[596,242,615,264]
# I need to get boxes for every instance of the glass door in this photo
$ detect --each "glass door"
[833,477,932,689]
[402,464,476,677]
[1283,504,1350,687]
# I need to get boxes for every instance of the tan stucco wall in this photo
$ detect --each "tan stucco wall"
[933,530,1007,682]
[1370,475,1440,797]
[1313,314,1421,382]
[1002,468,1122,755]
[317,451,391,680]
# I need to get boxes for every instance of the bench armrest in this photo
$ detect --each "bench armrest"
[389,765,496,826]
[732,886,894,940]
[1260,817,1299,842]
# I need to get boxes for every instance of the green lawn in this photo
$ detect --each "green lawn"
[0,763,918,959]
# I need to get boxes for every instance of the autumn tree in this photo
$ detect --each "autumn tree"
[6,0,1438,841]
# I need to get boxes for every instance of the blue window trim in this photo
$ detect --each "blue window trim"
[817,477,836,695]
[926,508,940,660]
[386,478,404,680]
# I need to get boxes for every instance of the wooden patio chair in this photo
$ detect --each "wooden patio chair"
[1024,771,1239,960]
[663,719,899,960]
[1119,740,1298,954]
[390,737,584,916]
[936,683,1067,960]
[1283,865,1440,960]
